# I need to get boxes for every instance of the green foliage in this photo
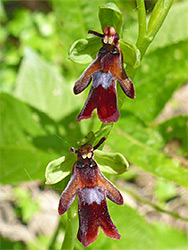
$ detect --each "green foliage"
[155,178,177,202]
[15,48,81,121]
[106,112,188,187]
[14,187,39,223]
[1,1,188,250]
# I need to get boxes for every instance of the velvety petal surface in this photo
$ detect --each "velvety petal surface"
[77,186,120,247]
[74,58,100,94]
[58,167,80,215]
[77,83,119,123]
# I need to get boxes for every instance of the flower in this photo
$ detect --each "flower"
[74,26,135,124]
[58,138,123,247]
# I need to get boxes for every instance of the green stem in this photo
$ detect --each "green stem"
[136,0,147,46]
[61,200,78,250]
[98,0,172,146]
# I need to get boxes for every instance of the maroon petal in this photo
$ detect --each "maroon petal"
[58,167,80,215]
[97,168,124,205]
[98,199,121,240]
[77,186,120,247]
[73,58,100,94]
[109,50,135,99]
[77,75,119,123]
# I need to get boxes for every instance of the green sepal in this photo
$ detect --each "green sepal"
[69,37,140,68]
[69,37,101,64]
[95,149,129,174]
[99,3,123,35]
[120,39,141,68]
[45,154,76,185]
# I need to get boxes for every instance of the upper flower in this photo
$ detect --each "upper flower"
[74,26,135,124]
[58,137,123,247]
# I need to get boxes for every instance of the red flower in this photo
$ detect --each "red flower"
[58,137,123,247]
[74,26,135,124]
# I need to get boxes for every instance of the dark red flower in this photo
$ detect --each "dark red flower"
[58,137,123,247]
[74,26,135,124]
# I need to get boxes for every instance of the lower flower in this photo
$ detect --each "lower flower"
[58,142,123,247]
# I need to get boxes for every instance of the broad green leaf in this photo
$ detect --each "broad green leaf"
[95,149,129,174]
[123,40,188,122]
[45,154,76,185]
[106,111,188,187]
[76,204,188,249]
[15,48,81,121]
[0,93,65,184]
[99,3,123,35]
[157,115,188,155]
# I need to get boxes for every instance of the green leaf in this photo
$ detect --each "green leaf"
[14,187,39,223]
[69,37,101,64]
[123,40,188,122]
[155,178,177,202]
[99,3,123,35]
[15,48,81,121]
[0,93,65,184]
[106,112,188,187]
[157,115,188,155]
[80,204,188,249]
[95,149,129,175]
[45,154,76,185]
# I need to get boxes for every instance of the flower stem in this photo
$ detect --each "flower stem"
[98,0,172,140]
[61,200,78,250]
[136,0,147,47]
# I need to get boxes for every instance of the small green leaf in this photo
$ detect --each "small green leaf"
[99,3,123,35]
[45,154,76,185]
[157,115,188,155]
[94,149,129,175]
[69,37,101,64]
[120,39,141,68]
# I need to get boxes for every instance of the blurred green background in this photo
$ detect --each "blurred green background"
[0,0,188,249]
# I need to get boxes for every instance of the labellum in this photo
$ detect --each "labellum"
[58,137,123,247]
[74,26,135,123]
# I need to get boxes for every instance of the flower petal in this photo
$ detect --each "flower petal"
[97,169,124,205]
[74,58,100,94]
[77,74,119,123]
[110,51,135,99]
[58,165,80,215]
[99,199,121,240]
[77,186,120,247]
